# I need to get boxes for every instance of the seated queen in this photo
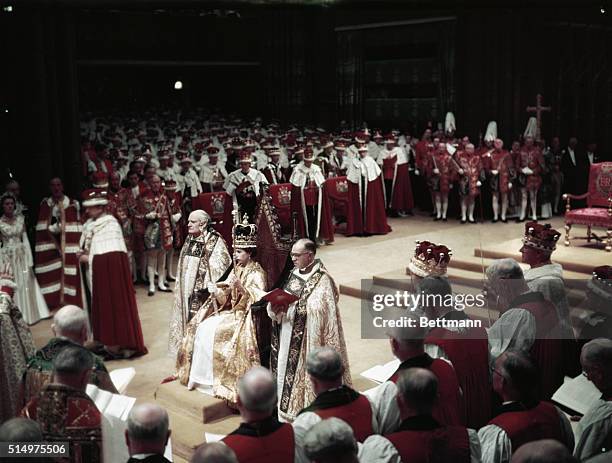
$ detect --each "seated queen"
[175,214,267,404]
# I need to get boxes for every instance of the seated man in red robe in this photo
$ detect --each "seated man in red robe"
[293,347,391,446]
[360,368,481,462]
[486,258,564,400]
[366,312,463,429]
[478,351,574,463]
[345,146,390,236]
[22,345,103,463]
[221,367,296,463]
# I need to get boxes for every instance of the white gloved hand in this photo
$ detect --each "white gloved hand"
[522,167,533,175]
[458,169,464,175]
[476,180,482,187]
[491,169,499,176]
[145,212,158,220]
[433,168,440,175]
[414,169,420,176]
[207,282,218,295]
[48,223,61,235]
[508,182,513,190]
[171,212,182,224]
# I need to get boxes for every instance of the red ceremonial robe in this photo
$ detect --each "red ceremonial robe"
[35,196,83,309]
[298,385,374,442]
[290,184,335,243]
[488,401,565,451]
[346,177,391,236]
[385,415,471,463]
[390,353,463,426]
[223,416,294,463]
[425,313,491,428]
[89,215,147,354]
[390,163,414,211]
[510,292,564,399]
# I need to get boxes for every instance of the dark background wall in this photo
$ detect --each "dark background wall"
[1,1,610,206]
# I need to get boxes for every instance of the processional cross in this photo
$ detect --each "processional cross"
[526,94,552,142]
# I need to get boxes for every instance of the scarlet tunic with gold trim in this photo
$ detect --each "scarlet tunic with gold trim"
[456,150,483,198]
[425,151,456,194]
[485,149,514,194]
[518,146,544,190]
[34,196,83,309]
[106,187,135,252]
[135,189,173,251]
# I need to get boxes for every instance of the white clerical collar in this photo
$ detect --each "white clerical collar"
[130,453,157,460]
[295,261,319,279]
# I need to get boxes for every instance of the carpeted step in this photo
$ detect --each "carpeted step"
[155,380,235,424]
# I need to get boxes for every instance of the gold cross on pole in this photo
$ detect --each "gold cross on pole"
[526,94,552,142]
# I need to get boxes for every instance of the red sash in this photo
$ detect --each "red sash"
[386,426,470,463]
[223,424,294,463]
[314,394,374,442]
[489,402,564,451]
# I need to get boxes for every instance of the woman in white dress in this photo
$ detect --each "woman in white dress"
[0,193,50,324]
[175,216,267,404]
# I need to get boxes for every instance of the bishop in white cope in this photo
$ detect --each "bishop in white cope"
[268,239,350,422]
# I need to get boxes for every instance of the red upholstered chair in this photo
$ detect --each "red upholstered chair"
[325,176,349,221]
[563,162,612,252]
[192,192,234,250]
[268,183,293,235]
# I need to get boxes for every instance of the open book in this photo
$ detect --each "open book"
[360,359,400,384]
[552,374,601,416]
[87,385,173,462]
[109,367,136,395]
[86,384,136,421]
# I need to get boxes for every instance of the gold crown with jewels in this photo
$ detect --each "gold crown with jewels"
[232,212,258,249]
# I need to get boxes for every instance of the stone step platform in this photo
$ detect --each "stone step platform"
[166,408,241,461]
[341,266,591,329]
[474,238,608,275]
[450,255,589,290]
[155,380,236,424]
